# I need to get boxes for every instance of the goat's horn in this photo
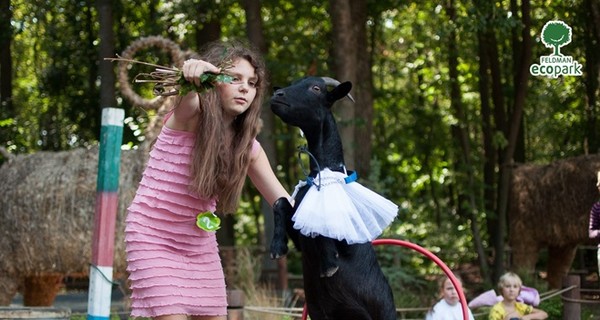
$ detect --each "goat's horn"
[321,77,341,87]
[321,77,355,102]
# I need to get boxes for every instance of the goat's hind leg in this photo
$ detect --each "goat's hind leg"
[316,236,339,277]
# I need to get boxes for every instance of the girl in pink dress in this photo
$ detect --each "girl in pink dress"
[125,40,290,320]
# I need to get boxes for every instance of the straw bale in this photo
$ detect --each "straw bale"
[509,154,600,288]
[0,147,145,304]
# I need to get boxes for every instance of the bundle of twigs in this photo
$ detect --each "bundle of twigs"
[105,55,234,97]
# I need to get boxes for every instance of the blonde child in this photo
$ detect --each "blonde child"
[488,272,547,320]
[425,274,474,320]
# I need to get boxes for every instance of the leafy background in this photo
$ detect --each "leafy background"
[1,0,599,317]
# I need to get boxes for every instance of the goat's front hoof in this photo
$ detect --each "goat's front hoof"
[270,251,287,259]
[320,265,339,278]
[270,241,289,259]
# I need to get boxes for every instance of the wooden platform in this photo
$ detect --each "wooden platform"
[0,307,71,319]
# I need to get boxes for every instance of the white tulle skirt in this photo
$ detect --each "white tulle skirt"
[291,168,398,244]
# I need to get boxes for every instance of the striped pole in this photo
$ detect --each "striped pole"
[88,107,124,320]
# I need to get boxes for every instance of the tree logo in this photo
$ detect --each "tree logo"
[542,20,572,56]
[530,20,582,78]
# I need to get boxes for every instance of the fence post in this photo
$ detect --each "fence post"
[227,289,245,320]
[87,107,124,320]
[562,274,580,320]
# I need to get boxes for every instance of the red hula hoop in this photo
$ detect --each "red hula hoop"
[300,238,469,320]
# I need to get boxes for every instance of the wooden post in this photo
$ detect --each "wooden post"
[87,108,124,320]
[227,289,245,320]
[562,274,580,320]
[277,257,288,290]
[0,307,71,319]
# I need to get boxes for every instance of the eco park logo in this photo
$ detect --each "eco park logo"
[530,20,583,78]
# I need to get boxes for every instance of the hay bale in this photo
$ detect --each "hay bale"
[509,154,600,288]
[0,147,145,305]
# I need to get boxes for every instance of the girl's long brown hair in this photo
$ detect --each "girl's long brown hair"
[185,40,266,214]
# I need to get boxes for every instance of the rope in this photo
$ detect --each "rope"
[245,305,483,320]
[246,284,597,319]
[561,296,600,304]
[244,306,459,319]
[88,263,120,286]
[539,285,577,301]
[297,145,322,190]
[559,284,600,304]
[539,288,560,299]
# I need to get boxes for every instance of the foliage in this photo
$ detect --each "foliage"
[7,0,97,152]
[3,1,599,313]
[539,296,563,319]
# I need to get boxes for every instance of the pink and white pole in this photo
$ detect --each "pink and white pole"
[87,107,124,320]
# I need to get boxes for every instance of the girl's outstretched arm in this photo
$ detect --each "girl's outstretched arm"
[247,145,290,207]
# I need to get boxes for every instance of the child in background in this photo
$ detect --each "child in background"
[488,272,547,320]
[425,273,474,320]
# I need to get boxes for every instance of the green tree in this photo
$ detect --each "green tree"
[541,20,572,56]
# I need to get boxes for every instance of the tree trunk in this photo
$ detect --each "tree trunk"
[510,0,526,163]
[0,0,13,113]
[489,16,508,285]
[496,0,532,281]
[328,0,357,169]
[97,0,116,109]
[474,0,501,282]
[584,0,600,154]
[446,0,490,285]
[195,5,221,47]
[351,0,374,177]
[477,29,497,285]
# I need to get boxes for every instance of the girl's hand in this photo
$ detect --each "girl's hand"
[182,59,221,88]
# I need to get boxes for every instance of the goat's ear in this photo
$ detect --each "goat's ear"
[327,81,352,104]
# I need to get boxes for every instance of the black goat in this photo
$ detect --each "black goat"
[269,77,397,320]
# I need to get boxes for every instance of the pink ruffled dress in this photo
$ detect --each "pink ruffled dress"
[125,122,257,318]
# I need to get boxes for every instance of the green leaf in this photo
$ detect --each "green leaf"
[215,74,234,83]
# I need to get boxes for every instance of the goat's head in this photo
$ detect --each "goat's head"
[270,77,353,128]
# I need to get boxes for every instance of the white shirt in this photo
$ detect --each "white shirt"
[425,299,475,320]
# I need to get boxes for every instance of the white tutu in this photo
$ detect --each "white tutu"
[291,168,398,244]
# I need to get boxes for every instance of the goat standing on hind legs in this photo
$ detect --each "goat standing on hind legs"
[269,76,398,320]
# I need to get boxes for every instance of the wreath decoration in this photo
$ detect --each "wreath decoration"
[116,36,185,109]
